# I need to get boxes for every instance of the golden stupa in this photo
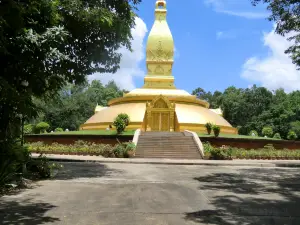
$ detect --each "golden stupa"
[81,0,237,134]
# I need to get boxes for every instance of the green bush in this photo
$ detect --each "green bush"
[273,133,281,139]
[123,142,136,158]
[287,130,298,140]
[113,117,126,134]
[212,125,221,137]
[55,127,63,132]
[262,126,273,137]
[0,141,30,187]
[35,122,50,134]
[249,130,258,137]
[113,144,125,158]
[117,113,130,126]
[203,142,214,155]
[99,145,115,158]
[290,121,300,138]
[207,146,232,160]
[204,122,212,135]
[27,154,63,178]
[203,142,300,160]
[203,142,232,160]
[24,124,34,134]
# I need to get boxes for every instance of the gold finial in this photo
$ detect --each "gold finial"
[156,0,166,10]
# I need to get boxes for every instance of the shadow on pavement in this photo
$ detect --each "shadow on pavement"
[185,168,300,225]
[0,199,59,224]
[52,162,123,180]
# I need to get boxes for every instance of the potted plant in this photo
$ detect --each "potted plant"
[205,122,213,135]
[212,125,221,137]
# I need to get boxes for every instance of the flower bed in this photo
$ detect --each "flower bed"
[27,140,136,158]
[204,142,300,160]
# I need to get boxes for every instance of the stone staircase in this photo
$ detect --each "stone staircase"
[135,132,203,159]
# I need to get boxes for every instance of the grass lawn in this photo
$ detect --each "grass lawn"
[197,133,280,140]
[37,130,135,136]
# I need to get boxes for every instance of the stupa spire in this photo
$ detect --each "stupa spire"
[143,0,176,89]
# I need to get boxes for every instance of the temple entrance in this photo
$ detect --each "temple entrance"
[145,95,175,132]
[151,112,170,131]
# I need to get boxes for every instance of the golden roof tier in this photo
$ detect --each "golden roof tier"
[80,1,237,135]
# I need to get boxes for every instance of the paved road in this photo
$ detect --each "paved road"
[1,162,300,225]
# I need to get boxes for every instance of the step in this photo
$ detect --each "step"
[136,149,199,152]
[134,156,199,159]
[135,131,202,159]
[141,132,184,136]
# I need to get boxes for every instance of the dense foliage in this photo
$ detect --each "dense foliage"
[252,0,300,69]
[192,85,300,140]
[0,0,141,188]
[28,80,125,131]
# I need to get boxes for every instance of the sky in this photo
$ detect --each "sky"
[90,0,300,94]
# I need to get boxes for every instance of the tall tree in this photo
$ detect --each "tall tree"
[252,0,300,68]
[191,88,222,109]
[0,0,141,141]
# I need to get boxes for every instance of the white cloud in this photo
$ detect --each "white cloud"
[216,30,237,40]
[241,27,300,92]
[205,0,268,19]
[89,17,147,90]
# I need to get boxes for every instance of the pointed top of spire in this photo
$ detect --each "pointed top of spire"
[156,0,167,10]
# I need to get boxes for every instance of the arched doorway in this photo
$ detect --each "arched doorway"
[145,95,175,131]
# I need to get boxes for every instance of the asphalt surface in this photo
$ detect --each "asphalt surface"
[1,162,300,225]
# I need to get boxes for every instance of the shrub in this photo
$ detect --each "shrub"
[124,142,136,158]
[273,133,281,139]
[55,127,63,132]
[212,125,221,137]
[262,126,273,138]
[101,145,115,158]
[204,123,212,135]
[113,117,126,134]
[203,142,232,160]
[287,131,298,140]
[27,154,63,178]
[117,113,130,126]
[0,141,30,187]
[35,122,50,134]
[290,121,300,138]
[249,130,258,137]
[27,141,135,158]
[24,124,34,134]
[210,147,232,160]
[113,144,125,158]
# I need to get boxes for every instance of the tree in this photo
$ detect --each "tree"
[31,80,126,131]
[191,88,222,109]
[252,0,300,68]
[1,0,141,141]
[113,113,130,134]
[0,0,141,187]
[290,121,300,139]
